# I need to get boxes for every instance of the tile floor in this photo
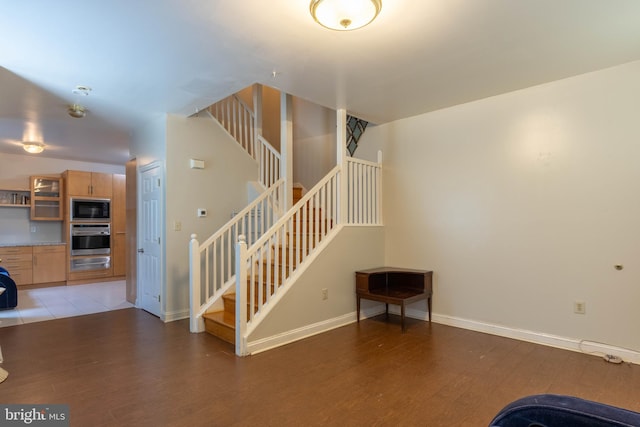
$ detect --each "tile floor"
[0,280,133,328]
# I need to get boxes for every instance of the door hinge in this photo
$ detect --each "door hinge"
[156,237,160,244]
[157,295,161,303]
[156,178,161,187]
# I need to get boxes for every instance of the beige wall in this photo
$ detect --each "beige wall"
[164,114,259,319]
[363,60,640,351]
[249,226,385,343]
[292,97,336,190]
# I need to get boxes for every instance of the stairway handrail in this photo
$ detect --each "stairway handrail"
[209,95,257,160]
[257,135,282,190]
[235,165,342,354]
[189,179,285,332]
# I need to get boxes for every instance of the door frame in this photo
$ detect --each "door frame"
[137,160,165,319]
[125,158,137,305]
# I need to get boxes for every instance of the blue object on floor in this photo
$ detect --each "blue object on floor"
[489,394,640,427]
[0,271,17,310]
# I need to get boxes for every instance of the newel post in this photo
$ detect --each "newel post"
[235,235,248,356]
[337,109,348,224]
[281,92,293,212]
[377,150,383,225]
[189,234,204,333]
[253,83,263,160]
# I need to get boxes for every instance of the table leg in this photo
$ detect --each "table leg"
[401,303,406,332]
[427,297,432,322]
[357,296,361,322]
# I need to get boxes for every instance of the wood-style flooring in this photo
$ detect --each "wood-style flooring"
[1,308,639,426]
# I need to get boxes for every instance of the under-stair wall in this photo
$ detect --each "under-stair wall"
[165,114,258,319]
[246,225,385,354]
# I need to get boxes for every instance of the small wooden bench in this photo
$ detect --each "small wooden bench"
[356,267,433,332]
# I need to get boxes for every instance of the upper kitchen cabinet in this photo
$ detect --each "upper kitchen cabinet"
[64,170,112,198]
[30,176,64,221]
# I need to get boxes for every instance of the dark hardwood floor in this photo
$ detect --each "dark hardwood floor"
[1,308,639,426]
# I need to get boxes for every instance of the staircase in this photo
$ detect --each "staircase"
[189,86,382,356]
[201,187,306,344]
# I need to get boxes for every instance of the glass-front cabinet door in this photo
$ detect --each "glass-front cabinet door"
[30,176,64,221]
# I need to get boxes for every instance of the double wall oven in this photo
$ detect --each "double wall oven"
[69,199,112,272]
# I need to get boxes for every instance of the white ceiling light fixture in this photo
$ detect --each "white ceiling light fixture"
[22,141,45,154]
[67,104,86,118]
[310,0,382,31]
[68,85,91,118]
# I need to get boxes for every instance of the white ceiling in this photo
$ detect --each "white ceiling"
[1,0,640,165]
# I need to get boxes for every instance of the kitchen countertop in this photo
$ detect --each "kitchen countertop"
[0,242,66,247]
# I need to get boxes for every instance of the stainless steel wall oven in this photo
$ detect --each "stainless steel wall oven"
[70,223,111,256]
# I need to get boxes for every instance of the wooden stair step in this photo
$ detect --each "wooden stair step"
[202,310,235,344]
[292,187,304,201]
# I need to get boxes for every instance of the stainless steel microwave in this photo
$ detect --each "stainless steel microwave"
[70,198,111,221]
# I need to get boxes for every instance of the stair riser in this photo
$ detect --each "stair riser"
[203,317,235,344]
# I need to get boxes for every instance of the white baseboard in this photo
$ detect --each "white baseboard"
[163,309,190,323]
[396,306,640,365]
[247,312,358,355]
[235,302,640,365]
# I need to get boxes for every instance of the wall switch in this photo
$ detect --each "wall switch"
[173,221,182,231]
[197,208,207,218]
[30,226,37,233]
[321,288,328,300]
[574,300,586,314]
[190,159,205,169]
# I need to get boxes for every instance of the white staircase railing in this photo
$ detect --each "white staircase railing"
[209,95,256,160]
[234,155,382,355]
[189,179,285,332]
[208,95,280,189]
[258,135,281,190]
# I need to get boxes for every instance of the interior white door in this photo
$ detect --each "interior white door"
[138,162,163,317]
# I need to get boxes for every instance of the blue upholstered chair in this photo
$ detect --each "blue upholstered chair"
[490,394,640,427]
[0,267,18,310]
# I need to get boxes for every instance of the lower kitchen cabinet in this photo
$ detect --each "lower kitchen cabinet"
[32,245,66,284]
[0,246,33,286]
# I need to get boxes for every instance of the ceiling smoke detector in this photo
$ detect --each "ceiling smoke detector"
[68,104,86,118]
[72,85,92,96]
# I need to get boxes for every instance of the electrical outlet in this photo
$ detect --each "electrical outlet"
[173,221,182,231]
[574,300,586,314]
[321,288,328,300]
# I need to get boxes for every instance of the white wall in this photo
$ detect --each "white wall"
[292,98,336,189]
[363,60,640,352]
[164,114,259,320]
[248,226,385,345]
[0,153,125,244]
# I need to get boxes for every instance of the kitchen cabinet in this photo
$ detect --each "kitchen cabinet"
[64,170,112,198]
[32,245,67,284]
[30,176,64,221]
[112,174,127,277]
[0,246,33,286]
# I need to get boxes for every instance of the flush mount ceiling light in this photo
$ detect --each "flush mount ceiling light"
[22,141,45,154]
[67,103,86,118]
[68,85,91,118]
[310,0,382,31]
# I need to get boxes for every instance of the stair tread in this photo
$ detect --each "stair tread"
[203,310,235,328]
